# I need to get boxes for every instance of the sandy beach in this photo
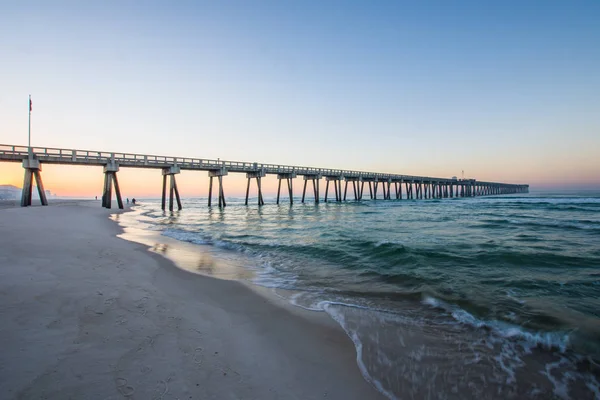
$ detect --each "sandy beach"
[0,202,382,399]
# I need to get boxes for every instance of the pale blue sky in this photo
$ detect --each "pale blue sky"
[1,0,599,189]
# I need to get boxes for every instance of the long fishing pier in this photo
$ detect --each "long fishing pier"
[1,144,529,210]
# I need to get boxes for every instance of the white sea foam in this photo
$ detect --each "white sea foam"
[506,289,526,304]
[323,304,397,400]
[288,293,326,312]
[421,295,443,308]
[422,295,571,352]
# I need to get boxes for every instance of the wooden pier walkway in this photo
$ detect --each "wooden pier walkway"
[0,144,529,210]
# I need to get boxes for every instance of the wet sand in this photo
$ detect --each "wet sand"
[0,202,383,399]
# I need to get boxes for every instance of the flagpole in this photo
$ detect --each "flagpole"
[28,94,32,158]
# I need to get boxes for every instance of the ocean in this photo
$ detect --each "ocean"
[116,191,600,399]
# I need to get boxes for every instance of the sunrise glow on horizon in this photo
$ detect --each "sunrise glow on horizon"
[1,1,599,197]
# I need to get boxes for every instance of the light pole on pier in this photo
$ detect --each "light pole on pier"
[28,94,32,159]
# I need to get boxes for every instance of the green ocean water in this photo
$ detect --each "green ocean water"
[122,191,600,399]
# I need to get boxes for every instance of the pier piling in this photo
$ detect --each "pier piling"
[246,169,267,206]
[395,180,402,200]
[20,158,48,207]
[208,167,228,208]
[324,176,342,202]
[161,165,181,211]
[102,162,123,209]
[302,174,321,203]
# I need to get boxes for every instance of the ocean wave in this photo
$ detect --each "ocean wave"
[252,264,298,289]
[474,250,596,269]
[477,217,600,231]
[162,228,211,245]
[162,228,258,253]
[484,197,600,205]
[422,296,571,352]
[374,239,405,248]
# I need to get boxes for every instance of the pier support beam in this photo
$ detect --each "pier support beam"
[343,178,349,201]
[343,177,362,201]
[383,179,392,200]
[102,162,123,210]
[302,174,321,204]
[359,180,365,200]
[20,158,48,207]
[276,172,296,205]
[208,167,228,208]
[375,179,392,200]
[324,176,342,202]
[161,165,181,211]
[245,169,267,206]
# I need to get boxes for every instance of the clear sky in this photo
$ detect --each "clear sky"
[1,0,599,197]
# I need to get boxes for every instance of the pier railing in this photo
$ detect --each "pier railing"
[0,144,520,187]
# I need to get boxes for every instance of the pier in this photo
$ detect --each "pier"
[0,144,529,210]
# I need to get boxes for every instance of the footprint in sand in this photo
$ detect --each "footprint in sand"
[104,297,116,306]
[193,347,204,366]
[140,365,152,373]
[116,377,135,397]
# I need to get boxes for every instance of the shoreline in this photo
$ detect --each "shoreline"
[0,201,383,399]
